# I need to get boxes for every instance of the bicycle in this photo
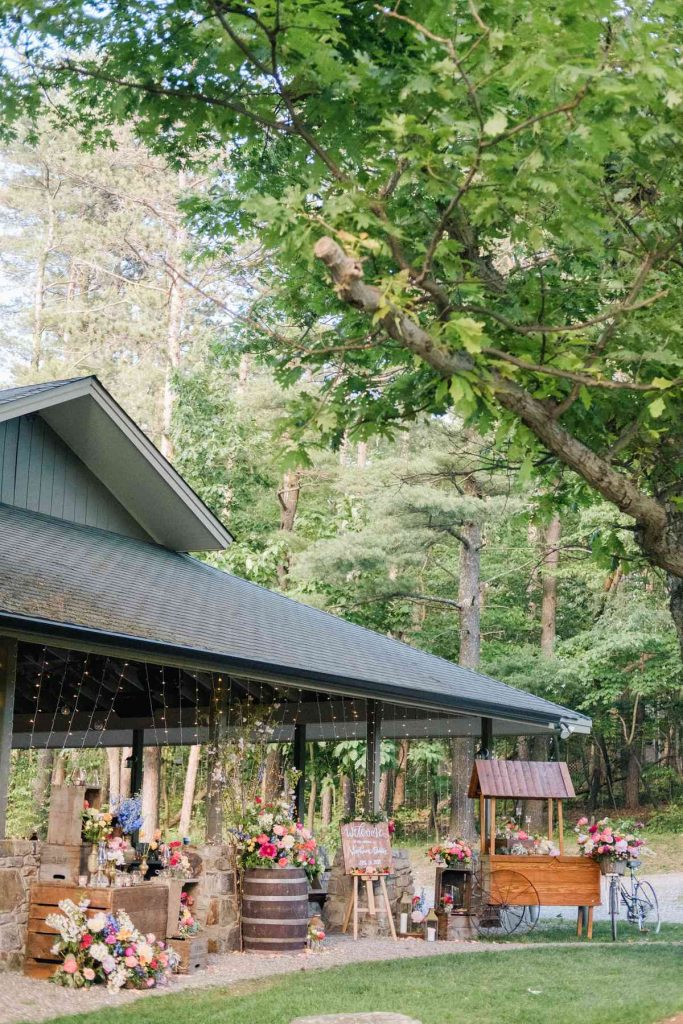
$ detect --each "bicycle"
[605,859,660,941]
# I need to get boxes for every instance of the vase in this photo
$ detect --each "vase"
[87,843,99,875]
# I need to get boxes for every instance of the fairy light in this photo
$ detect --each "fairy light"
[93,659,125,751]
[61,653,89,753]
[27,646,48,751]
[80,655,109,750]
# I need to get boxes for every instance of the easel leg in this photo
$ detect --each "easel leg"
[380,876,397,941]
[365,877,376,917]
[587,906,594,940]
[342,885,354,934]
[353,874,359,941]
[577,906,585,937]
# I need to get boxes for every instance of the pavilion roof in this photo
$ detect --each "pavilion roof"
[0,502,591,733]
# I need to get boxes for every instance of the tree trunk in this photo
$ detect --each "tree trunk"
[450,475,480,840]
[378,769,391,810]
[307,776,317,834]
[119,747,132,798]
[357,441,368,468]
[541,516,561,655]
[140,747,161,842]
[276,468,302,585]
[160,193,187,460]
[32,169,56,372]
[321,780,333,826]
[341,774,355,817]
[623,699,645,809]
[179,744,201,838]
[32,749,54,837]
[106,748,121,806]
[393,739,409,810]
[262,746,282,803]
[51,754,66,787]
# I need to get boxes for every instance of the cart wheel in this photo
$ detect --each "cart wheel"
[471,867,541,937]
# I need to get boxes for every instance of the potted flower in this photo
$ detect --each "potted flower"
[574,816,645,875]
[82,804,114,875]
[495,818,537,854]
[425,838,473,869]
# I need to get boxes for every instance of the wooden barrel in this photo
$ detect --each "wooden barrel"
[241,867,309,952]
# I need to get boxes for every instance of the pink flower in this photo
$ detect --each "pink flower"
[278,857,289,867]
[258,842,278,860]
[146,978,155,988]
[588,824,599,834]
[256,833,270,845]
[273,825,286,837]
[62,956,78,975]
[83,968,95,981]
[577,817,588,827]
[106,934,117,944]
[124,956,138,968]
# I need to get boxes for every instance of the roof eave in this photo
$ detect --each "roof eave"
[0,611,592,734]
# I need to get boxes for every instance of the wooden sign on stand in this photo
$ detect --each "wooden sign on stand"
[340,821,396,942]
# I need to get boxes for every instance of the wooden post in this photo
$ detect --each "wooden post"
[547,798,553,840]
[480,717,493,844]
[205,675,228,843]
[557,800,564,853]
[130,729,144,795]
[479,797,486,855]
[489,797,496,855]
[0,638,17,839]
[365,699,383,815]
[293,724,306,821]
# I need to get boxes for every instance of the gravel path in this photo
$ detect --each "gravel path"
[0,935,627,1024]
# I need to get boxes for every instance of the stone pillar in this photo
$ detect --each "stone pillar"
[191,844,240,952]
[0,839,40,969]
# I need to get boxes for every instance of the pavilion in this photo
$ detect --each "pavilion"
[0,376,590,839]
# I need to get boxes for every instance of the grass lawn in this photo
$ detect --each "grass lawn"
[42,946,683,1024]
[484,921,683,943]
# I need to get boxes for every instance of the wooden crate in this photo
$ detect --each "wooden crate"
[24,882,170,978]
[46,785,100,846]
[482,854,601,907]
[39,844,87,884]
[168,935,208,974]
[434,866,472,913]
[164,878,199,938]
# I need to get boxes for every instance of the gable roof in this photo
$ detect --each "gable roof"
[0,377,232,551]
[468,759,576,799]
[0,502,591,733]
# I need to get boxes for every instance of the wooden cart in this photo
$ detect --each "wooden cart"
[466,760,601,938]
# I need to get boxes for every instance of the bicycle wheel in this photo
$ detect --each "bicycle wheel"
[609,876,619,941]
[633,880,660,934]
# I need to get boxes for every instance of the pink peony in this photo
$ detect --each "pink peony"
[258,842,278,860]
[273,825,286,837]
[124,955,138,968]
[278,857,289,867]
[62,956,78,975]
[83,968,95,982]
[577,817,588,827]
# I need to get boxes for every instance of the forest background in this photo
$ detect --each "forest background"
[1,123,680,849]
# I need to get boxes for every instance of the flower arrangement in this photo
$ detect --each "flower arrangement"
[167,840,193,878]
[231,797,323,882]
[178,892,199,937]
[426,838,473,868]
[105,836,129,866]
[574,816,646,863]
[307,916,325,949]
[46,899,179,991]
[82,805,113,844]
[110,795,144,836]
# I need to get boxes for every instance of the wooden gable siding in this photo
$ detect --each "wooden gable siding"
[0,414,150,541]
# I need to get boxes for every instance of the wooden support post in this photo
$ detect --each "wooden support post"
[0,639,17,839]
[480,717,493,843]
[379,875,397,940]
[129,729,144,795]
[557,800,564,853]
[547,798,553,840]
[365,699,383,815]
[293,723,306,821]
[205,675,228,843]
[479,797,486,855]
[489,797,496,855]
[353,874,359,941]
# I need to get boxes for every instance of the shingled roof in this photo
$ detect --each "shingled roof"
[0,502,591,732]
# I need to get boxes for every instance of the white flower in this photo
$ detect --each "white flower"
[90,942,109,962]
[88,913,107,932]
[281,834,295,850]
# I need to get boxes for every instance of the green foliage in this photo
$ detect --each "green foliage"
[647,803,683,833]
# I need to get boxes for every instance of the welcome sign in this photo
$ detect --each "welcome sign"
[340,820,393,876]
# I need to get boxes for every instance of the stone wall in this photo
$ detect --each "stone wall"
[191,844,240,953]
[0,840,39,970]
[324,848,414,938]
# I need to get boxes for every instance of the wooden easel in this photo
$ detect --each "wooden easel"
[341,873,397,941]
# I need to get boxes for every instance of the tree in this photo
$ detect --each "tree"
[3,1,681,645]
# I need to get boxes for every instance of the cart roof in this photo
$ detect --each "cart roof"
[468,759,575,799]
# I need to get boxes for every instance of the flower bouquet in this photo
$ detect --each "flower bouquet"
[495,818,537,853]
[110,795,144,836]
[46,898,179,991]
[82,806,114,844]
[575,816,646,874]
[178,892,199,937]
[231,797,323,882]
[426,838,473,868]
